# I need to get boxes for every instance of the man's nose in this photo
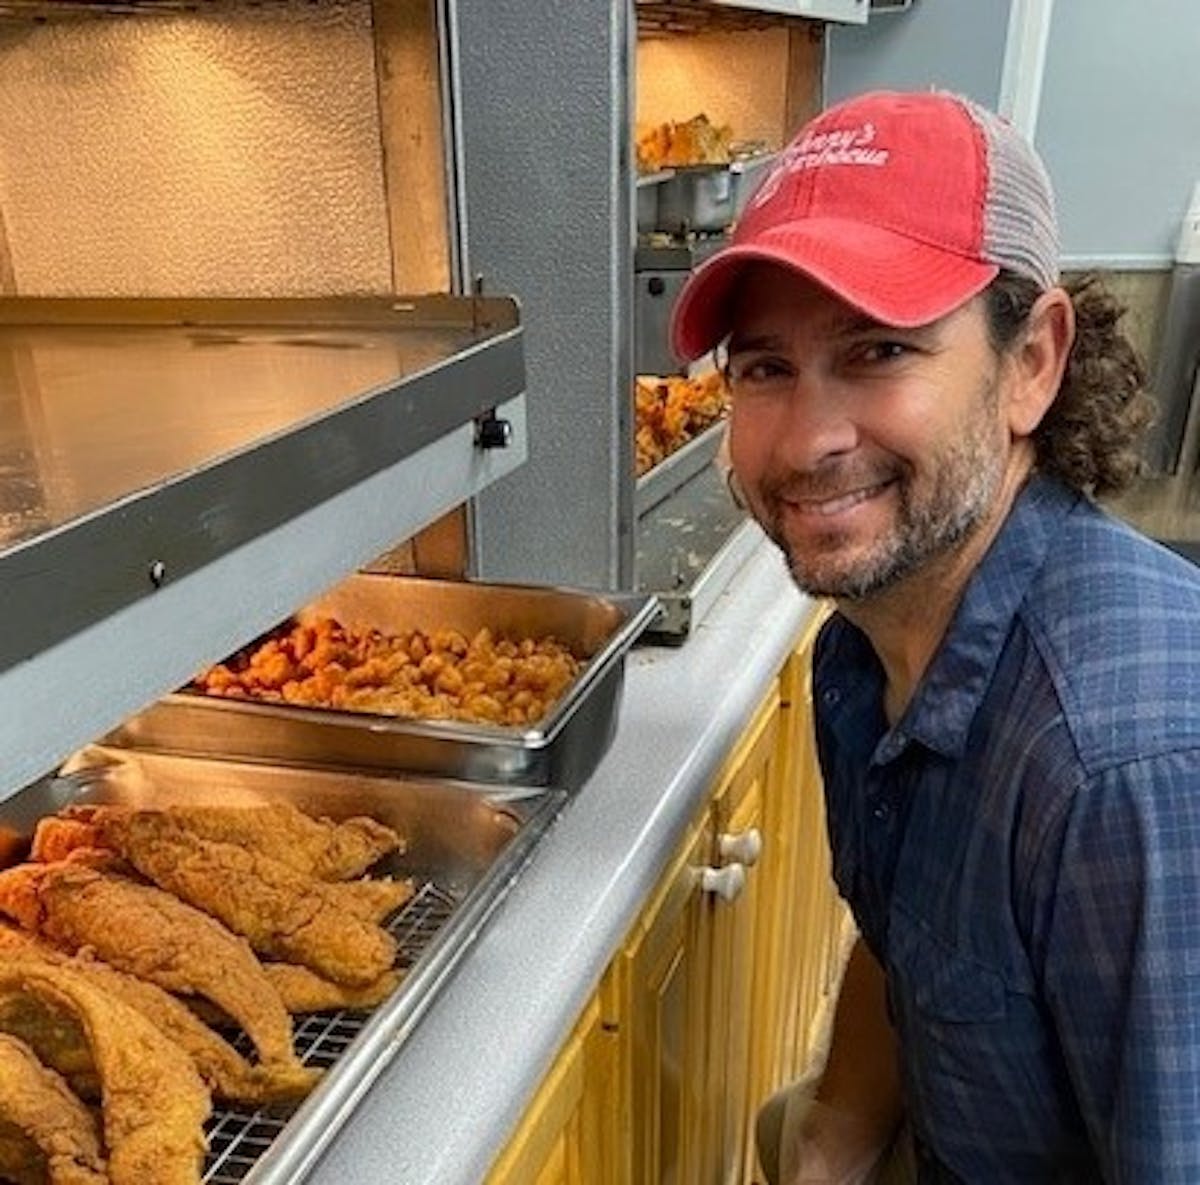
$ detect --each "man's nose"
[773,379,858,471]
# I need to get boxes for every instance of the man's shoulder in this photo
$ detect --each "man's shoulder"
[1018,503,1200,767]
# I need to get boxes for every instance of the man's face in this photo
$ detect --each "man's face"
[726,264,1011,602]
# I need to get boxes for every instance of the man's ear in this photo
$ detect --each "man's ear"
[1004,287,1075,437]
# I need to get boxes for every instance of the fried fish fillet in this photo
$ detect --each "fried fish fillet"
[93,813,396,987]
[39,801,402,880]
[0,862,295,1067]
[0,957,209,1185]
[265,963,403,1013]
[331,876,416,923]
[33,814,413,922]
[0,1033,106,1184]
[0,925,317,1105]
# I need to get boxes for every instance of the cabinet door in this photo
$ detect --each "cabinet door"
[486,993,617,1185]
[706,691,780,1185]
[619,815,715,1185]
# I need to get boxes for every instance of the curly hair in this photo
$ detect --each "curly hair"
[983,271,1155,498]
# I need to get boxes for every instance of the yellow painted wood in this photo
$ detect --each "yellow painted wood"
[485,999,598,1185]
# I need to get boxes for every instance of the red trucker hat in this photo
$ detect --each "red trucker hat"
[670,90,1060,362]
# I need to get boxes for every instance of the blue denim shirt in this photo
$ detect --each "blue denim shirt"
[813,476,1200,1183]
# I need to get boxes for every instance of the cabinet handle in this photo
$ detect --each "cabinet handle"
[718,827,762,867]
[700,863,746,903]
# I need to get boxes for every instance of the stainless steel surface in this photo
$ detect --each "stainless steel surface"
[729,152,777,216]
[656,165,736,235]
[107,574,659,789]
[637,171,674,233]
[635,234,729,273]
[0,296,523,679]
[460,0,635,590]
[637,464,754,641]
[635,419,727,518]
[6,748,564,1185]
[635,270,690,376]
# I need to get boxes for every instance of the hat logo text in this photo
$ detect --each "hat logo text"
[751,122,889,210]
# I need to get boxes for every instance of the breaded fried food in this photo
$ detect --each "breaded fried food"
[0,925,317,1105]
[0,862,295,1067]
[331,876,416,923]
[94,813,396,987]
[265,963,403,1014]
[0,1033,106,1184]
[42,801,402,880]
[0,958,209,1185]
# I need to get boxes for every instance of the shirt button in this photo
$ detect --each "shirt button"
[872,801,891,821]
[822,687,841,707]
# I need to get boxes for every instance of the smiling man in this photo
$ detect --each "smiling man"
[671,91,1200,1183]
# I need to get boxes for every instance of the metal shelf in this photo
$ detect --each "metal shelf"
[0,296,526,802]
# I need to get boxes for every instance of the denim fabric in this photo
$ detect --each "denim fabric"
[813,476,1200,1184]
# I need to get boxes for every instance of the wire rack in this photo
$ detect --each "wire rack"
[202,879,459,1184]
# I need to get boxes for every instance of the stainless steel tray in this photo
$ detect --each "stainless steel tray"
[636,417,727,518]
[105,575,658,790]
[2,748,564,1185]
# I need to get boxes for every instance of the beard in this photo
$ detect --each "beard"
[755,375,1006,602]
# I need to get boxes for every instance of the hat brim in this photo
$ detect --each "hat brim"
[669,218,1000,363]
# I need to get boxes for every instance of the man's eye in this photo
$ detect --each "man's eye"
[856,340,911,364]
[729,357,789,386]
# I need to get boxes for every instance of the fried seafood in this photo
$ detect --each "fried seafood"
[264,963,403,1014]
[90,811,396,987]
[0,862,296,1068]
[35,800,403,882]
[0,1033,106,1184]
[0,958,209,1185]
[330,876,416,923]
[634,371,729,476]
[0,925,317,1106]
[636,112,733,172]
[196,616,583,727]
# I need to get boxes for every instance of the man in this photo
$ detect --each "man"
[670,89,1200,1183]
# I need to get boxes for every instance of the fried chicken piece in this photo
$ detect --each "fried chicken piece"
[93,812,396,987]
[0,1033,106,1184]
[0,862,295,1067]
[0,925,317,1106]
[45,801,402,881]
[0,957,209,1185]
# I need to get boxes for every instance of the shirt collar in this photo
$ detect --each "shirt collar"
[901,475,1079,759]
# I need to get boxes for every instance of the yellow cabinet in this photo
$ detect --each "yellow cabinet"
[489,608,850,1185]
[485,991,619,1185]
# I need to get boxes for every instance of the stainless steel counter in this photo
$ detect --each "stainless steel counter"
[304,531,814,1185]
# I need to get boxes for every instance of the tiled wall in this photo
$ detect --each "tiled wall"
[0,1,392,296]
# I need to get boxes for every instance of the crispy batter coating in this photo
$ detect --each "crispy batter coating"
[95,812,396,987]
[0,925,317,1106]
[264,963,403,1014]
[0,862,295,1067]
[41,801,402,882]
[196,617,582,727]
[330,876,415,923]
[0,1033,106,1184]
[0,957,209,1185]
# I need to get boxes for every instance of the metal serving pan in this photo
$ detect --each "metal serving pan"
[104,575,658,790]
[636,169,674,233]
[2,748,564,1185]
[654,151,776,234]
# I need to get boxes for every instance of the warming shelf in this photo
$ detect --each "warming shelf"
[0,296,526,803]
